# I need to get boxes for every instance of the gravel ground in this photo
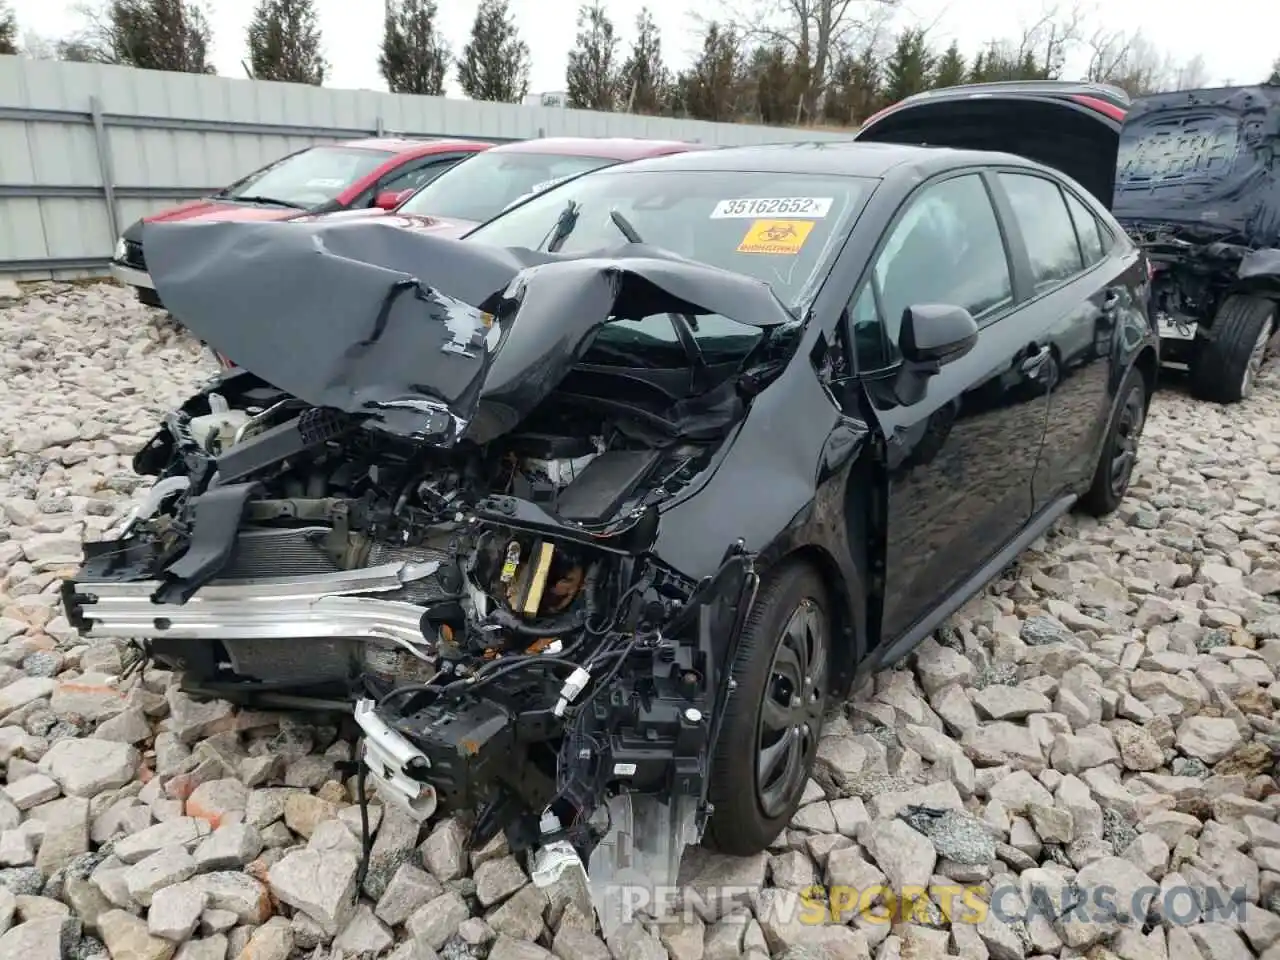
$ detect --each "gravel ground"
[1,280,1279,960]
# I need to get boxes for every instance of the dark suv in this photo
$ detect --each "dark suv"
[856,80,1280,403]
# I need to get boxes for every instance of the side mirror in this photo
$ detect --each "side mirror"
[900,303,979,366]
[891,304,978,406]
[374,190,412,211]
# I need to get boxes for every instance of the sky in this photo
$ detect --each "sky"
[7,0,1278,97]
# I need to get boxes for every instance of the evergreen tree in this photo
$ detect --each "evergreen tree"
[824,47,882,127]
[457,0,530,103]
[379,0,450,95]
[619,7,669,114]
[247,0,327,85]
[565,0,619,111]
[0,2,17,55]
[96,0,214,73]
[932,40,966,89]
[678,22,741,122]
[749,44,794,125]
[883,28,936,103]
[1268,57,1280,84]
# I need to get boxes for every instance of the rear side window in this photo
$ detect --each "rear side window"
[1062,190,1106,267]
[998,173,1085,292]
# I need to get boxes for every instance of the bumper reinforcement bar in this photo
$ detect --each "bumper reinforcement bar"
[65,561,441,657]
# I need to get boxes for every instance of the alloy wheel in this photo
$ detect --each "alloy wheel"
[1109,386,1146,499]
[756,598,827,818]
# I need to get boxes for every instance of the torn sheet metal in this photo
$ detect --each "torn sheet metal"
[143,219,798,445]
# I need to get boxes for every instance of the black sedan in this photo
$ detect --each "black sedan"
[62,140,1156,873]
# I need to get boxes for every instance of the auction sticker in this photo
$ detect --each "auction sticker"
[712,197,832,219]
[737,219,815,255]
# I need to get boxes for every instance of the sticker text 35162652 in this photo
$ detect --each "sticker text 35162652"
[712,197,832,219]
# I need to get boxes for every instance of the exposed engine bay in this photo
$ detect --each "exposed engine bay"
[62,370,760,932]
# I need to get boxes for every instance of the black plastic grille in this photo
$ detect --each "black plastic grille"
[123,239,146,269]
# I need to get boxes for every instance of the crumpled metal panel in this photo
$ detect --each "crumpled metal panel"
[141,218,798,445]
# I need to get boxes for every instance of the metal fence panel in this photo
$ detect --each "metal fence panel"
[0,55,851,278]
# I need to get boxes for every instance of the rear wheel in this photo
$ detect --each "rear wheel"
[702,560,831,856]
[1188,295,1275,403]
[1079,366,1147,517]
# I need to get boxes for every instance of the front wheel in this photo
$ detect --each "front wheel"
[1079,366,1147,517]
[1188,295,1275,403]
[702,561,831,856]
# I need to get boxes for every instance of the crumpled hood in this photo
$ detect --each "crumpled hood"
[291,209,477,239]
[1115,85,1280,247]
[142,199,306,224]
[143,219,797,444]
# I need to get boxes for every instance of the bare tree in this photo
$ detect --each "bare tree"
[1172,54,1209,91]
[1268,57,1280,85]
[723,0,902,122]
[1085,27,1172,96]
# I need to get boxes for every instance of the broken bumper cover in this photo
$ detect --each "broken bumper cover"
[61,562,440,659]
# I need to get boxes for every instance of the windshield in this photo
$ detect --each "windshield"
[397,150,617,221]
[222,146,394,208]
[465,167,875,366]
[467,168,875,308]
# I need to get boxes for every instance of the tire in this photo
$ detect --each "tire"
[1188,295,1275,403]
[1079,365,1147,517]
[702,560,831,856]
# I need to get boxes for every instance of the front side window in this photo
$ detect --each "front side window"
[998,173,1085,291]
[397,151,617,222]
[379,157,461,195]
[850,173,1012,370]
[221,146,394,208]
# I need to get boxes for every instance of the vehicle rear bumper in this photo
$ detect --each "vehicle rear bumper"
[110,260,155,290]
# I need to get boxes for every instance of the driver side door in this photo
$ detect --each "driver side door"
[845,170,1054,650]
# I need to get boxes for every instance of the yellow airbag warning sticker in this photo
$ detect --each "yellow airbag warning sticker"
[737,219,814,255]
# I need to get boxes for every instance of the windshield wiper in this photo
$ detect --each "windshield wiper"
[608,208,711,394]
[231,195,307,209]
[610,209,643,243]
[544,201,580,252]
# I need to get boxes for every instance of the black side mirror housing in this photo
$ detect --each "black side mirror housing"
[892,303,979,406]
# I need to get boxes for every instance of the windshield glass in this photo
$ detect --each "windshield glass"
[397,151,617,221]
[222,146,393,208]
[468,168,875,308]
[466,167,876,366]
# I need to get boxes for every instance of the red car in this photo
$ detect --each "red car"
[299,137,718,240]
[112,137,492,306]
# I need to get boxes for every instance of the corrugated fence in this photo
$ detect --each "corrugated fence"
[0,56,851,279]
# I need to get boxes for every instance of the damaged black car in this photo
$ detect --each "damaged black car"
[61,143,1157,930]
[856,79,1280,403]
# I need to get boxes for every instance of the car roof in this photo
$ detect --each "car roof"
[592,139,1014,178]
[336,137,492,154]
[891,80,1132,111]
[490,136,713,160]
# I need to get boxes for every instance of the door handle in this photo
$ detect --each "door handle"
[1020,344,1052,376]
